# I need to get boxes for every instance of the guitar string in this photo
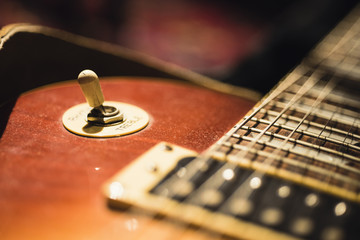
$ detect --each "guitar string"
[314,18,360,196]
[337,116,360,192]
[118,74,326,238]
[313,5,360,65]
[169,68,337,239]
[126,68,317,240]
[328,32,360,193]
[228,11,360,227]
[203,13,360,236]
[132,50,347,240]
[195,24,358,229]
[329,40,360,194]
[288,32,354,194]
[287,76,354,202]
[180,62,337,237]
[126,65,320,239]
[228,67,321,161]
[180,10,356,239]
[229,6,360,204]
[131,32,358,240]
[170,68,329,238]
[223,72,336,206]
[304,100,340,187]
[122,7,360,239]
[236,11,360,203]
[174,65,359,238]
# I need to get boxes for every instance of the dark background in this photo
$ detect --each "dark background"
[0,0,358,93]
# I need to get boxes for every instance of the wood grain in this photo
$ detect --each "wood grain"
[0,77,255,240]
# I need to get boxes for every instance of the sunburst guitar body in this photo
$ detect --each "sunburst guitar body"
[0,76,255,240]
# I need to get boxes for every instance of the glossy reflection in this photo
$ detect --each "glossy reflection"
[109,182,124,200]
[125,218,138,232]
[222,168,235,181]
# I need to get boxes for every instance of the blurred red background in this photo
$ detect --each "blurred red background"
[0,0,357,93]
[0,0,271,76]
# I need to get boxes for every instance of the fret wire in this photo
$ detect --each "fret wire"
[278,45,359,194]
[312,7,360,62]
[316,28,360,80]
[279,91,360,115]
[276,97,359,136]
[210,65,314,154]
[195,67,326,215]
[314,79,360,197]
[337,38,360,57]
[257,108,360,140]
[269,101,360,128]
[225,8,360,224]
[318,59,360,82]
[339,116,360,161]
[261,66,360,195]
[252,65,314,112]
[286,84,360,111]
[338,49,360,67]
[221,74,338,206]
[244,118,360,152]
[160,11,360,239]
[271,98,360,122]
[100,5,358,236]
[236,73,335,191]
[237,132,359,164]
[331,34,360,63]
[213,60,349,207]
[191,7,360,222]
[175,9,360,237]
[285,93,354,191]
[221,142,360,186]
[333,46,360,80]
[230,68,322,160]
[224,141,360,177]
[312,101,339,145]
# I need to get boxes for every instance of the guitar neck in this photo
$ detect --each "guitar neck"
[209,5,360,202]
[104,5,360,240]
[89,4,360,240]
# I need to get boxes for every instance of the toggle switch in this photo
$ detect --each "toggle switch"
[62,70,149,138]
[77,70,123,124]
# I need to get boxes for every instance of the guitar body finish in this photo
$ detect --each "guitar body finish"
[0,77,255,240]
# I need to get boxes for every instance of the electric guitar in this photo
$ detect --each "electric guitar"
[1,5,360,240]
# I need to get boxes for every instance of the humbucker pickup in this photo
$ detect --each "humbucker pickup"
[103,142,359,240]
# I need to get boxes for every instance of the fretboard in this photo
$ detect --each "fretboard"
[209,6,360,201]
[105,5,360,240]
[153,4,360,239]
